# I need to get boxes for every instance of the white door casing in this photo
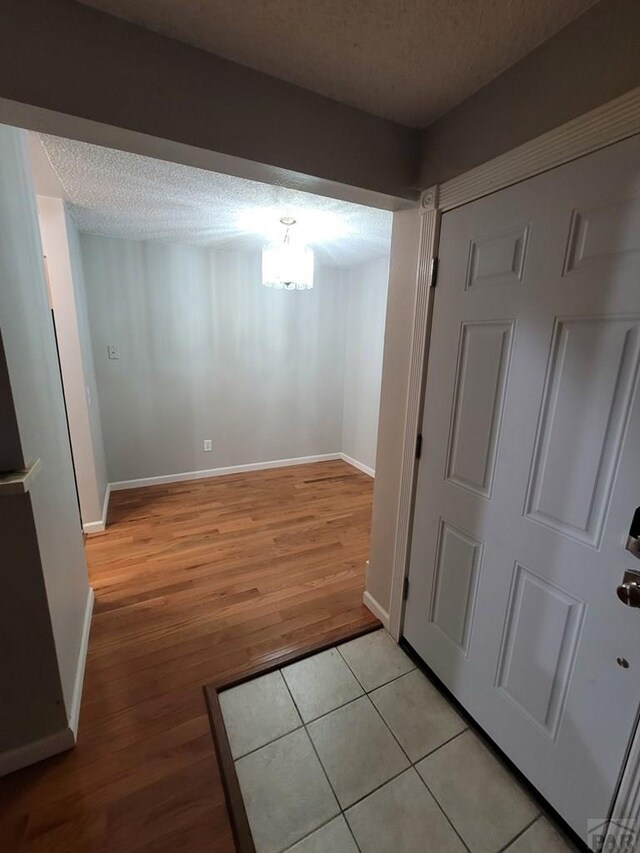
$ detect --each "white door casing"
[403,134,640,841]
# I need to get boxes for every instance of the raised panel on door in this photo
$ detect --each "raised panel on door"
[466,224,529,289]
[429,519,483,656]
[525,316,640,547]
[496,563,585,739]
[564,197,640,275]
[445,321,514,499]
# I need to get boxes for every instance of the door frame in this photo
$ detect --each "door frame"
[385,84,640,837]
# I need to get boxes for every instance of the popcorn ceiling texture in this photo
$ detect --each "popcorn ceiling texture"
[38,135,392,268]
[79,0,597,128]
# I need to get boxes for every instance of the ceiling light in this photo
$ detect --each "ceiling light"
[262,218,314,290]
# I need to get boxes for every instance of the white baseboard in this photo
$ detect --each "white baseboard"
[340,453,375,478]
[68,586,94,738]
[0,726,76,777]
[363,590,390,628]
[82,484,111,534]
[109,453,343,491]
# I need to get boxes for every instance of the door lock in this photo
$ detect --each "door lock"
[626,507,640,560]
[617,569,640,608]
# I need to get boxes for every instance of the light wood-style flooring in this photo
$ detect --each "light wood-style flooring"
[1,460,377,852]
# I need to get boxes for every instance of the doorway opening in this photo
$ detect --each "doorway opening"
[27,128,392,545]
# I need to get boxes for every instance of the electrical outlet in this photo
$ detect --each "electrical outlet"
[108,345,120,360]
[203,440,212,452]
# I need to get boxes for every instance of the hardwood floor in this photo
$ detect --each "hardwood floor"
[1,460,378,852]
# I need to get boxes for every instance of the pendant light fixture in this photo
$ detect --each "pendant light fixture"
[262,217,314,290]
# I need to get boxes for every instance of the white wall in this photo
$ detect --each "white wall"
[0,126,90,756]
[80,236,352,483]
[367,208,422,617]
[342,257,389,474]
[66,209,109,514]
[36,197,108,529]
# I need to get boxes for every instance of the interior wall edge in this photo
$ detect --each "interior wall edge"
[340,453,375,478]
[67,587,93,739]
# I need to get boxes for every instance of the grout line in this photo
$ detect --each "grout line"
[335,635,417,696]
[365,666,418,694]
[409,727,467,765]
[333,650,472,853]
[233,723,305,762]
[414,769,473,853]
[279,662,363,853]
[341,765,410,812]
[279,814,348,853]
[495,815,540,853]
[366,693,413,764]
[352,686,473,851]
[303,693,364,726]
[341,812,362,853]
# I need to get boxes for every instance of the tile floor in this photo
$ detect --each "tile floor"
[219,630,577,853]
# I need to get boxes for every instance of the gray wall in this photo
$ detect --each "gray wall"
[80,236,350,483]
[0,125,89,749]
[66,210,109,511]
[0,0,418,202]
[420,0,640,186]
[342,257,389,472]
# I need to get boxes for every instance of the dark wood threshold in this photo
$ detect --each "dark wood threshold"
[203,620,381,853]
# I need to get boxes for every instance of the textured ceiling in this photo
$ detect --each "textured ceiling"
[36,134,392,267]
[79,0,597,128]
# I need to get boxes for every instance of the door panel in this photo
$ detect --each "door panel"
[445,320,514,499]
[404,134,640,841]
[495,562,585,740]
[430,519,483,655]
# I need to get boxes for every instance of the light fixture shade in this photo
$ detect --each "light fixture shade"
[262,242,314,290]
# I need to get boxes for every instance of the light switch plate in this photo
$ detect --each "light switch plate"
[108,345,120,360]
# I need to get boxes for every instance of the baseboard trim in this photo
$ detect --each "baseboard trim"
[363,590,390,628]
[82,484,111,534]
[340,453,375,478]
[109,453,343,491]
[0,726,76,777]
[68,586,94,738]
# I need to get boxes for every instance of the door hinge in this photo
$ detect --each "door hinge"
[415,433,423,460]
[429,257,439,288]
[403,576,410,601]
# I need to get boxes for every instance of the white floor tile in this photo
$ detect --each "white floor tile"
[220,670,301,758]
[346,768,466,853]
[285,816,359,853]
[338,630,415,691]
[282,648,364,722]
[370,669,466,762]
[504,817,577,852]
[307,695,409,808]
[236,728,339,853]
[416,730,538,853]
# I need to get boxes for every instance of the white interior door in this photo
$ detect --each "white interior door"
[404,134,640,841]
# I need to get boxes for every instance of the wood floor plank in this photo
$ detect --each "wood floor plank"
[0,460,377,851]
